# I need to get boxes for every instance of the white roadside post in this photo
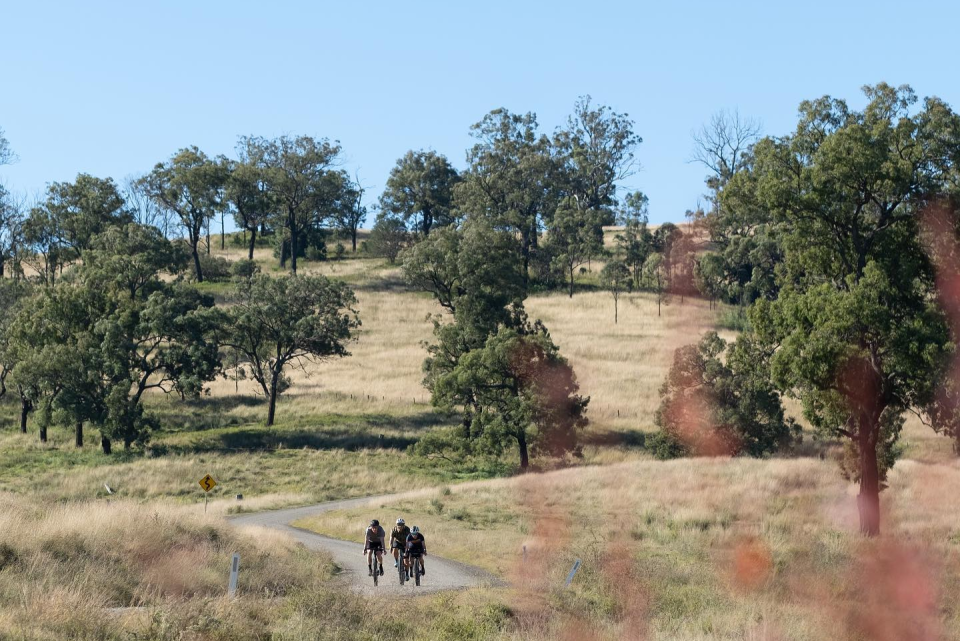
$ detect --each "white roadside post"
[564,559,582,587]
[228,553,240,598]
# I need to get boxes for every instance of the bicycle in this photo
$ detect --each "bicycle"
[369,545,384,587]
[397,549,406,586]
[409,552,424,586]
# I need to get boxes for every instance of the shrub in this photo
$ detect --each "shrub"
[197,253,232,282]
[654,331,797,458]
[231,258,260,279]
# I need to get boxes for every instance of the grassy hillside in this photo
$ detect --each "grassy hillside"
[2,234,958,640]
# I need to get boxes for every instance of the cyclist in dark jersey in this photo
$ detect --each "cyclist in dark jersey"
[405,525,427,576]
[363,519,386,576]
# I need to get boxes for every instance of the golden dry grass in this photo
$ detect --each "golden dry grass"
[527,291,717,434]
[0,492,330,639]
[297,455,960,640]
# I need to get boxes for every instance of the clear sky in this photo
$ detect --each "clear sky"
[1,0,958,225]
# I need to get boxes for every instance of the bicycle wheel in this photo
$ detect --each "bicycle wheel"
[414,556,421,587]
[373,556,379,586]
[398,553,405,585]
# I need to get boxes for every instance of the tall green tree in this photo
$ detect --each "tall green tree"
[548,197,604,297]
[29,174,132,263]
[141,147,227,282]
[425,325,589,469]
[243,135,346,274]
[744,84,960,535]
[554,96,642,224]
[457,109,555,286]
[225,148,274,260]
[224,274,360,426]
[380,150,459,237]
[615,192,652,290]
[331,173,366,252]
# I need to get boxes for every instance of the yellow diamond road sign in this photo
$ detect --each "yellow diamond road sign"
[199,474,217,493]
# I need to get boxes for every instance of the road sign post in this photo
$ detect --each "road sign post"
[227,553,240,598]
[198,474,217,514]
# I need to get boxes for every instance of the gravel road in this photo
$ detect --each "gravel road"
[230,494,505,595]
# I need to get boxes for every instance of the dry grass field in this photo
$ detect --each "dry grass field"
[2,238,959,640]
[297,455,960,640]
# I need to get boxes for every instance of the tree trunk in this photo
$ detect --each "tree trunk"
[0,259,4,277]
[614,297,619,324]
[101,436,112,455]
[75,421,83,448]
[248,228,257,260]
[39,424,47,443]
[657,293,661,317]
[192,242,204,283]
[19,398,29,434]
[569,265,575,298]
[221,213,225,250]
[124,436,133,450]
[267,372,279,426]
[518,431,529,470]
[857,420,881,536]
[289,227,298,274]
[520,232,531,289]
[351,228,357,252]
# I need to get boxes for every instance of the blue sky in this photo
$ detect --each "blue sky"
[1,0,957,225]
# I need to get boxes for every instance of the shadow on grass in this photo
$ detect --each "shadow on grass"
[582,429,648,448]
[159,411,452,455]
[164,427,416,454]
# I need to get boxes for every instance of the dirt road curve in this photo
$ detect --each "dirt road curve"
[230,495,505,595]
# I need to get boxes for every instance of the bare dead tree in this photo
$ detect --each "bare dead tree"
[691,109,761,190]
[123,175,175,237]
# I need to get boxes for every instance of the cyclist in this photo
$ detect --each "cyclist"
[405,525,427,576]
[390,518,411,569]
[363,519,386,576]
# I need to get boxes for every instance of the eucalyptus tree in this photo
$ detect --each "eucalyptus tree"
[8,223,218,451]
[367,213,410,263]
[242,135,345,274]
[549,197,605,297]
[225,154,273,260]
[380,150,460,237]
[224,274,360,426]
[424,323,589,470]
[457,109,555,286]
[29,174,131,264]
[141,147,227,282]
[742,84,960,535]
[554,96,642,223]
[643,253,667,316]
[600,259,630,323]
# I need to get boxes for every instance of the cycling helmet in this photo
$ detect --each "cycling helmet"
[411,526,420,534]
[370,519,379,527]
[396,518,405,525]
